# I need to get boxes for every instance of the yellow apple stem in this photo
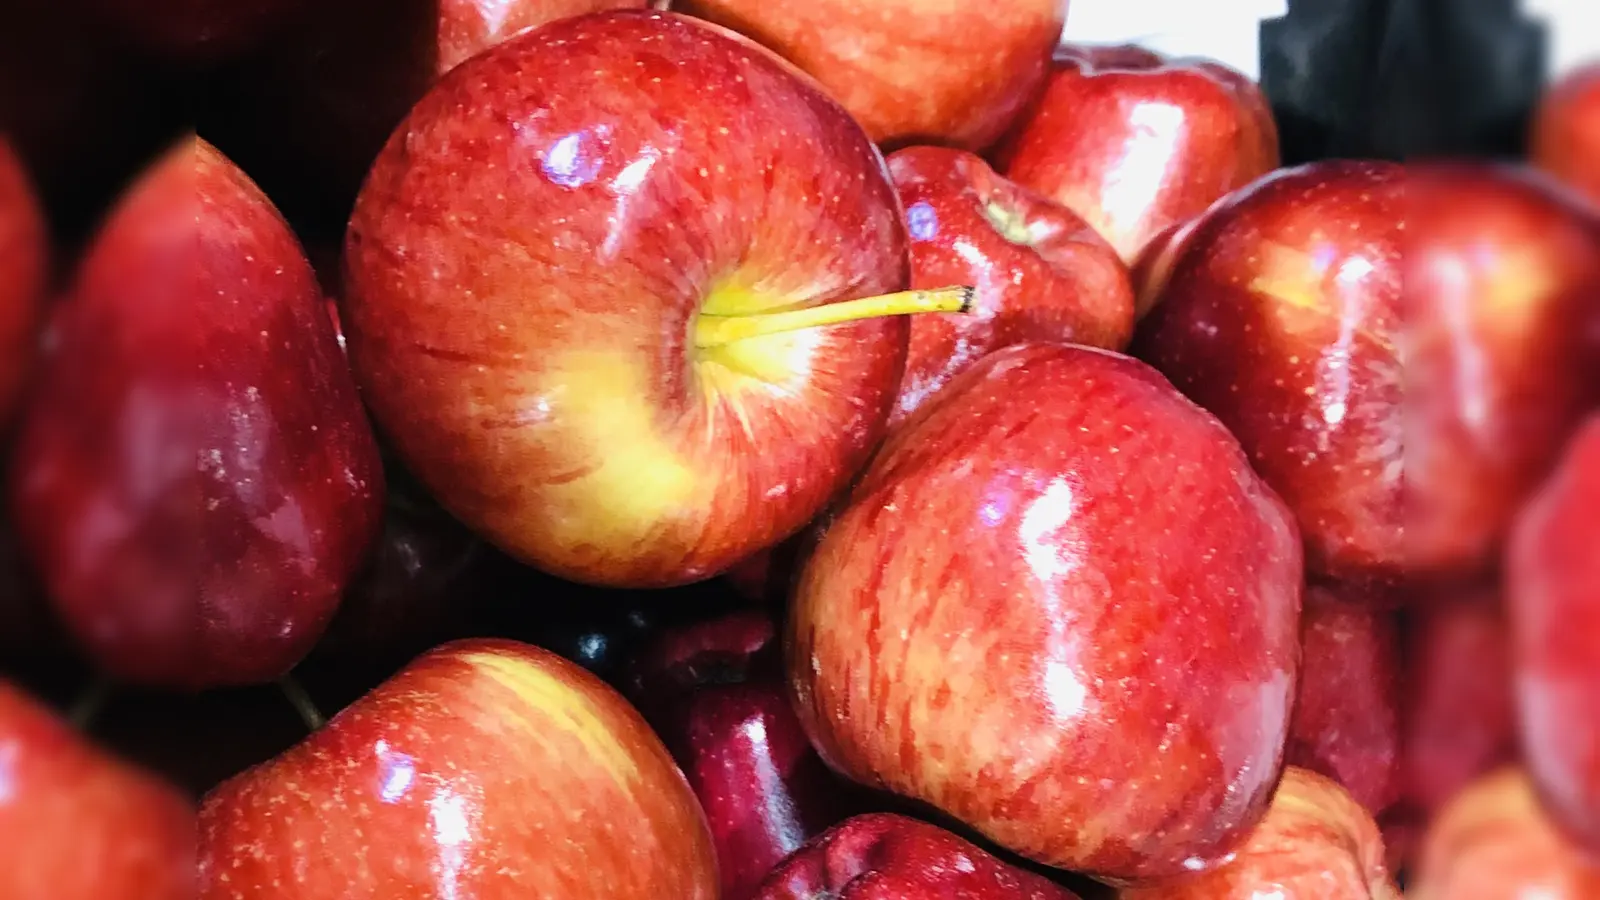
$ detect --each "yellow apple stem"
[694,286,975,349]
[278,673,326,733]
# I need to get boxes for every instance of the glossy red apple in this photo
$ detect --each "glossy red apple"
[788,342,1304,883]
[1134,160,1404,588]
[0,680,193,900]
[754,813,1082,899]
[674,0,1062,150]
[342,10,956,588]
[996,44,1280,264]
[1533,62,1600,208]
[1120,768,1399,900]
[9,136,384,690]
[1286,585,1402,816]
[1410,768,1600,900]
[1404,163,1600,581]
[0,137,46,428]
[1508,415,1600,853]
[884,145,1134,426]
[198,638,718,898]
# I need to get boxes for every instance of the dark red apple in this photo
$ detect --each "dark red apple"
[342,10,961,588]
[9,136,385,690]
[884,145,1135,426]
[674,0,1063,150]
[1533,62,1600,208]
[1133,160,1405,588]
[1120,768,1400,900]
[1129,216,1203,320]
[199,638,718,898]
[996,44,1280,264]
[0,137,46,428]
[1286,585,1402,816]
[787,342,1304,883]
[0,680,193,900]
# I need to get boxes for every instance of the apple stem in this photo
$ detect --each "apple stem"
[66,677,112,732]
[694,286,974,349]
[277,674,326,733]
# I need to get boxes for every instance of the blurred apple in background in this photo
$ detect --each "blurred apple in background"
[788,342,1303,883]
[884,145,1134,426]
[9,136,384,690]
[1134,160,1404,589]
[1119,768,1399,900]
[0,138,46,428]
[1533,62,1600,208]
[342,10,951,588]
[996,44,1279,264]
[674,0,1063,151]
[199,639,719,899]
[0,681,193,900]
[1409,768,1600,900]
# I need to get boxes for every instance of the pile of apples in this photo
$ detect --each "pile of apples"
[3,1,1600,898]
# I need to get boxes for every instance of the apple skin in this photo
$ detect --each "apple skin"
[1286,585,1402,817]
[752,813,1082,899]
[1410,768,1600,900]
[884,145,1135,427]
[198,638,719,899]
[1508,415,1600,853]
[1120,768,1400,900]
[1533,62,1600,208]
[0,680,194,900]
[0,138,46,428]
[996,44,1280,264]
[1133,160,1404,589]
[9,137,385,690]
[673,0,1062,151]
[342,10,912,588]
[787,342,1304,883]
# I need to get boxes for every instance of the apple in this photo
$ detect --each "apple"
[787,342,1304,883]
[1532,62,1600,207]
[884,145,1135,426]
[1403,163,1600,581]
[1508,414,1600,853]
[1133,160,1404,588]
[1409,768,1600,900]
[1286,585,1402,816]
[9,136,385,690]
[1119,768,1400,900]
[198,638,719,898]
[1129,216,1203,320]
[0,680,193,900]
[673,0,1063,151]
[996,44,1280,264]
[0,137,46,428]
[341,10,976,588]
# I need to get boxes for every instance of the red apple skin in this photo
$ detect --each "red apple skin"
[9,137,385,690]
[1508,415,1600,853]
[753,813,1083,899]
[1286,585,1402,817]
[1410,768,1600,900]
[343,10,911,588]
[1533,62,1600,208]
[1120,768,1400,900]
[0,138,46,428]
[1133,160,1404,589]
[884,145,1135,427]
[996,44,1280,264]
[674,0,1062,151]
[0,680,194,900]
[198,638,718,899]
[788,342,1304,883]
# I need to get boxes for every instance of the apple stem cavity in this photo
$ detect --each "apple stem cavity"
[693,286,974,349]
[277,674,327,733]
[66,677,113,732]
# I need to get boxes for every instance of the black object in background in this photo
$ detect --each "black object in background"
[1261,0,1394,163]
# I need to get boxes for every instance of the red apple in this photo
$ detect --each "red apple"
[1120,768,1400,900]
[884,145,1135,426]
[1133,160,1405,588]
[787,342,1304,883]
[1129,215,1203,320]
[342,10,953,588]
[1286,585,1402,816]
[0,137,46,428]
[1410,768,1600,900]
[9,136,384,689]
[1533,62,1600,208]
[198,638,719,898]
[1508,415,1600,853]
[673,0,1063,151]
[0,680,193,900]
[996,44,1279,264]
[1403,163,1600,581]
[754,813,1082,899]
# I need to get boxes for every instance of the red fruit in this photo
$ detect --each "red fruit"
[788,342,1304,883]
[0,138,46,428]
[1532,62,1600,207]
